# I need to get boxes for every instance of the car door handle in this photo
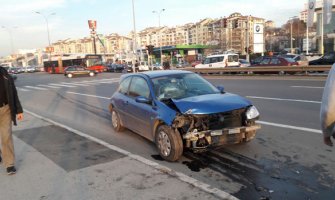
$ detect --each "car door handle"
[123,101,129,105]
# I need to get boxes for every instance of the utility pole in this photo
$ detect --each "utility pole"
[1,26,17,54]
[246,15,250,62]
[132,0,137,72]
[153,9,165,67]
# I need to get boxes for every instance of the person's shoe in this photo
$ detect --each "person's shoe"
[0,155,2,163]
[324,136,333,147]
[6,166,16,175]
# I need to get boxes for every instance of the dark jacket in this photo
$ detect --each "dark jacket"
[0,67,23,125]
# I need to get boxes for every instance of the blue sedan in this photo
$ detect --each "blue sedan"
[109,70,260,161]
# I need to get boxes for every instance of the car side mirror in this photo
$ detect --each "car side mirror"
[217,85,225,94]
[135,96,152,104]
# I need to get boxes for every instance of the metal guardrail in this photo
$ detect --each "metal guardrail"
[182,65,332,75]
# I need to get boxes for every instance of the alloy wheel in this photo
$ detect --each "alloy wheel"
[157,130,171,157]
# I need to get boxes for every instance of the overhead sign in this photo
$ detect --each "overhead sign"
[253,23,264,53]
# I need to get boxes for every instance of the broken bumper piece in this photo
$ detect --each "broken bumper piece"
[183,124,261,151]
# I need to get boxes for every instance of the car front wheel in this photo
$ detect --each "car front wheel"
[67,73,73,78]
[111,110,124,132]
[155,125,183,162]
[89,72,95,77]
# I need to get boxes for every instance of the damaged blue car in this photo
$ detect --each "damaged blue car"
[109,70,260,161]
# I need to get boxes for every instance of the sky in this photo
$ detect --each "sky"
[0,0,306,57]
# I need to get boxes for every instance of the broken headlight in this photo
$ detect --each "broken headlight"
[246,105,260,120]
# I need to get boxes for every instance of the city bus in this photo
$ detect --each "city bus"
[43,54,106,74]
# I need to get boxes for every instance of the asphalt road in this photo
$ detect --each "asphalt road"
[13,72,335,200]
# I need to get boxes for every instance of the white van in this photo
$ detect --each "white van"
[195,53,239,68]
[139,61,149,71]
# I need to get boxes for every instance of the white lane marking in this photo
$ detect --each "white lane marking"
[23,109,237,200]
[24,86,48,90]
[16,87,30,92]
[49,83,77,88]
[258,121,322,134]
[38,84,60,89]
[60,82,92,86]
[76,78,119,84]
[291,86,324,89]
[98,81,119,84]
[247,96,321,104]
[66,91,110,100]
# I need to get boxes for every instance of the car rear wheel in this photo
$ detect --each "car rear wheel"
[155,125,183,162]
[278,71,285,75]
[111,110,124,132]
[67,73,73,78]
[89,72,95,77]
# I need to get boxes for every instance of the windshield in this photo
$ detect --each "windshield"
[284,58,296,63]
[152,73,220,100]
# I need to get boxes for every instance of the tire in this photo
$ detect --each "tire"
[67,73,73,78]
[111,110,124,132]
[155,125,183,162]
[89,72,95,77]
[278,71,285,75]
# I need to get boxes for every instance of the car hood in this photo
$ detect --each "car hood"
[171,93,251,114]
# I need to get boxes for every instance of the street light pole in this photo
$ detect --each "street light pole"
[35,11,56,47]
[153,9,165,67]
[1,26,17,54]
[131,0,137,72]
[290,16,297,54]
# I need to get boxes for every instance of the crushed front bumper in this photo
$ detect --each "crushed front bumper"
[182,124,261,151]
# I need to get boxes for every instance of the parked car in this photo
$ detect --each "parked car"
[191,60,202,67]
[251,56,299,74]
[107,63,125,72]
[86,64,107,73]
[152,63,163,70]
[8,67,20,74]
[109,70,261,161]
[128,61,150,72]
[239,59,251,67]
[64,66,96,78]
[251,56,298,67]
[24,66,36,73]
[176,61,189,68]
[279,54,309,66]
[9,73,17,80]
[309,52,335,65]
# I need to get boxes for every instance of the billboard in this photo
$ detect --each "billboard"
[253,23,264,53]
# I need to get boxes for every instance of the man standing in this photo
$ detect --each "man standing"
[0,66,23,175]
[320,63,335,146]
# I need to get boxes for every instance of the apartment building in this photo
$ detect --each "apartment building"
[48,13,265,59]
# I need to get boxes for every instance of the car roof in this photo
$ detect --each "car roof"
[121,70,193,80]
